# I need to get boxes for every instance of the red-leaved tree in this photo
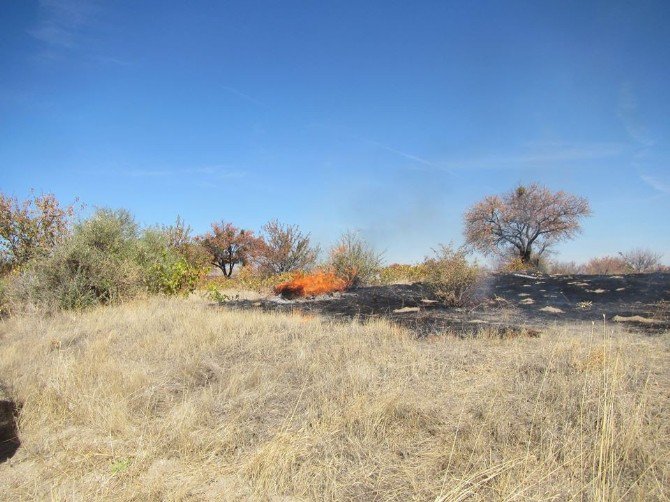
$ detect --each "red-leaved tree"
[200,222,262,277]
[0,190,77,271]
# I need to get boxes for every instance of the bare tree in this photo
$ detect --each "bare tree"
[619,248,663,273]
[464,183,591,264]
[200,222,262,277]
[257,220,319,275]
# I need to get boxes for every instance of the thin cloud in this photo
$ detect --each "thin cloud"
[439,142,625,171]
[127,167,246,179]
[305,123,452,174]
[618,82,654,147]
[220,86,265,106]
[92,55,133,66]
[352,135,459,176]
[362,139,438,168]
[83,166,246,180]
[28,0,100,50]
[641,174,670,195]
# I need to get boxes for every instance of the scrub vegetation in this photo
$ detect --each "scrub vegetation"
[0,187,668,500]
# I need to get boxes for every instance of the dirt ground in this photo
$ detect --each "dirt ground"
[225,272,670,336]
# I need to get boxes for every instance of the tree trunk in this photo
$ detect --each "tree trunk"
[520,247,532,264]
[214,260,233,278]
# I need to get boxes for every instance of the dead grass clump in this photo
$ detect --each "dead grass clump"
[0,297,667,500]
[467,325,542,340]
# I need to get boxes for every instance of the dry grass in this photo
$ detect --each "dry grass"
[0,297,668,500]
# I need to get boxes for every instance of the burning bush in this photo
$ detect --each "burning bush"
[274,271,347,299]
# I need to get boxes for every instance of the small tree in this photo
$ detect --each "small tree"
[257,220,319,275]
[619,248,663,273]
[0,191,77,271]
[200,221,261,277]
[329,230,383,286]
[464,183,591,265]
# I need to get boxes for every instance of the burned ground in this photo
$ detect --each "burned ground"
[225,272,670,336]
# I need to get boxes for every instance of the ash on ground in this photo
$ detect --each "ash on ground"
[221,273,670,337]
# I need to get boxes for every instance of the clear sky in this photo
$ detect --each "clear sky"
[1,0,669,264]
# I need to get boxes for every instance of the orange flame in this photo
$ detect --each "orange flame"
[274,272,348,298]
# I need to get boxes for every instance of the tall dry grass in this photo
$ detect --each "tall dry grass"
[0,297,667,500]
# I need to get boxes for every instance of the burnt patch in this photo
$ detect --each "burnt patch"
[0,399,20,462]
[222,273,670,337]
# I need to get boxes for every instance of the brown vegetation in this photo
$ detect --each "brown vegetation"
[583,255,629,275]
[200,222,262,277]
[0,297,667,500]
[0,191,77,272]
[423,244,481,306]
[464,183,591,265]
[619,248,664,273]
[328,230,383,286]
[257,219,319,275]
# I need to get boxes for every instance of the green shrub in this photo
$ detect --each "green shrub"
[5,209,144,312]
[137,225,207,295]
[144,253,202,295]
[423,245,481,306]
[378,263,428,285]
[329,231,383,286]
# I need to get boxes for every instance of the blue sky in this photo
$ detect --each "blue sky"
[1,0,669,264]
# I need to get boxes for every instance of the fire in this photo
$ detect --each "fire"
[274,272,348,298]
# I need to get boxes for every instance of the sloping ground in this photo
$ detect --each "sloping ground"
[229,273,670,336]
[0,297,668,500]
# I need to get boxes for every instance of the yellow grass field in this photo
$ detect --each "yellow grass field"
[0,296,668,500]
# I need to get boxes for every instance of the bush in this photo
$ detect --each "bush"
[423,245,481,306]
[144,252,202,295]
[328,231,383,286]
[619,248,663,273]
[378,263,428,285]
[5,209,144,312]
[547,260,583,275]
[582,256,628,275]
[492,249,551,274]
[0,190,77,271]
[137,227,203,295]
[257,220,319,275]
